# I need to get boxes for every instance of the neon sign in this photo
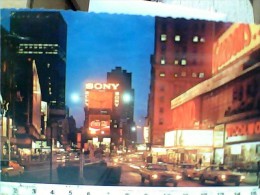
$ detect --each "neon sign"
[86,83,119,90]
[213,23,260,74]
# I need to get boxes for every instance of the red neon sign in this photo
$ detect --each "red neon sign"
[213,24,251,73]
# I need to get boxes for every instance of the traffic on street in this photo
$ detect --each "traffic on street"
[1,152,257,187]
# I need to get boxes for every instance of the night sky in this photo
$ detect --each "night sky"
[1,9,155,128]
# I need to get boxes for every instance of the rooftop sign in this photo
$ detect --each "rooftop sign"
[85,83,119,91]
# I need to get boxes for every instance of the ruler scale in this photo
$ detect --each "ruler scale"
[0,182,259,195]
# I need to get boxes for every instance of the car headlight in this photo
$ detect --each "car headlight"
[221,175,226,180]
[151,174,158,179]
[175,175,182,180]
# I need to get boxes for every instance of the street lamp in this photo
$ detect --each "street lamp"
[131,126,136,132]
[122,93,132,103]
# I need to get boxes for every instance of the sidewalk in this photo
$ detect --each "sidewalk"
[242,172,258,186]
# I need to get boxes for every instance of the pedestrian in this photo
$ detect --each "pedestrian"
[198,158,202,168]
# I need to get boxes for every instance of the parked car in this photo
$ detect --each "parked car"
[139,163,182,186]
[175,163,203,179]
[199,165,245,186]
[1,160,25,178]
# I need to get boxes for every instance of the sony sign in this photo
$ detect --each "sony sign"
[86,83,119,90]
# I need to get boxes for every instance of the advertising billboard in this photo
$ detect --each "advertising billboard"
[88,115,111,136]
[87,90,114,109]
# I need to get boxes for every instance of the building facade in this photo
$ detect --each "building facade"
[82,67,136,152]
[148,17,223,145]
[1,11,67,161]
[169,23,260,170]
[107,67,136,149]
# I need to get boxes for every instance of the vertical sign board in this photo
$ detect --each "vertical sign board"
[213,124,225,147]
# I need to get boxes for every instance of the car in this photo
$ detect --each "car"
[139,163,182,186]
[199,165,245,186]
[174,163,203,180]
[1,160,25,178]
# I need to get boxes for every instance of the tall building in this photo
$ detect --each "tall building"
[82,67,136,152]
[10,11,67,127]
[83,82,120,151]
[0,11,67,157]
[148,17,220,145]
[107,67,136,148]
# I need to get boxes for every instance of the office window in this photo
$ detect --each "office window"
[181,59,187,66]
[181,71,186,77]
[200,37,205,42]
[161,44,166,52]
[161,34,167,41]
[199,72,205,78]
[193,36,199,42]
[159,118,164,125]
[159,107,164,113]
[160,86,165,92]
[159,96,164,102]
[159,72,165,77]
[174,60,179,65]
[161,56,166,65]
[192,72,197,78]
[174,35,181,42]
[174,73,178,78]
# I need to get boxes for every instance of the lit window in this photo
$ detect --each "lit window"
[161,34,167,41]
[200,37,205,42]
[192,73,197,78]
[181,59,187,65]
[161,57,166,65]
[159,72,165,77]
[199,72,205,78]
[181,72,186,77]
[174,73,178,77]
[193,36,199,42]
[174,60,179,65]
[174,35,181,42]
[47,63,50,68]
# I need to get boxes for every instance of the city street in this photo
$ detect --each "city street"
[1,160,257,187]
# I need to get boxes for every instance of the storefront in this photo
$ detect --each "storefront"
[223,118,260,171]
[164,130,214,165]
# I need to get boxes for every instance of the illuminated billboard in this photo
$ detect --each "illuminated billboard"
[212,23,260,74]
[32,60,42,134]
[85,82,120,108]
[88,115,111,136]
[87,91,114,109]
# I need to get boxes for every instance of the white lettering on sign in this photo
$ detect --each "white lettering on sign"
[86,83,119,90]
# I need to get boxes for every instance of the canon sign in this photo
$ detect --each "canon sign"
[86,83,119,90]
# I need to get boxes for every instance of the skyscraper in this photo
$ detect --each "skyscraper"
[8,11,67,149]
[10,11,67,114]
[107,67,136,148]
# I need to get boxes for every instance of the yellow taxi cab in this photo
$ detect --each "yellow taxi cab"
[1,160,25,178]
